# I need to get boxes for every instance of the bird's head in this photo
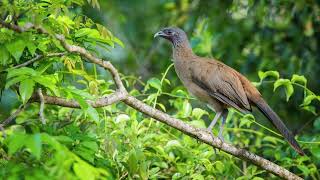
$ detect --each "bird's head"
[154,27,188,47]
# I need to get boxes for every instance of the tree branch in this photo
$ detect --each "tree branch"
[0,21,303,180]
[1,104,29,127]
[0,21,48,34]
[31,90,127,108]
[123,96,302,180]
[55,34,126,92]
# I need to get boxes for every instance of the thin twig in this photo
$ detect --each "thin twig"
[37,88,46,124]
[1,104,28,127]
[294,117,315,136]
[0,125,6,138]
[54,34,126,92]
[119,172,128,180]
[12,52,67,69]
[0,20,48,34]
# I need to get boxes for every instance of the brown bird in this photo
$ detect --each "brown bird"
[154,27,304,156]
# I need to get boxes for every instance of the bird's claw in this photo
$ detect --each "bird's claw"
[205,128,218,155]
[218,134,224,144]
[205,128,215,140]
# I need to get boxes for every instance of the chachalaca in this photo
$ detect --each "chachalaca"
[154,27,304,156]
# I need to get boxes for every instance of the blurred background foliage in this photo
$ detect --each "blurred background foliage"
[85,0,320,129]
[0,0,319,179]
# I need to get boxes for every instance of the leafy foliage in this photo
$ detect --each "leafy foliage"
[0,0,319,179]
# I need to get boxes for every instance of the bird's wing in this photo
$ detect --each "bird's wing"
[190,61,251,113]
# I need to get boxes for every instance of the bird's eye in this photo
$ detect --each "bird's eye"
[167,30,173,35]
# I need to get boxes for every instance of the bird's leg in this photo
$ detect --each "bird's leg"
[207,111,222,131]
[206,111,222,140]
[206,111,222,155]
[218,110,228,143]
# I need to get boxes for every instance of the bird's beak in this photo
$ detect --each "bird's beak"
[154,31,166,38]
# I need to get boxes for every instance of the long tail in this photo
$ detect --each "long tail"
[252,97,305,156]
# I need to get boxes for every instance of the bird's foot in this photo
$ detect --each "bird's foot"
[205,128,215,141]
[204,128,218,155]
[218,134,225,144]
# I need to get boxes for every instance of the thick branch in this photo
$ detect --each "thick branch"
[123,96,302,180]
[31,90,127,108]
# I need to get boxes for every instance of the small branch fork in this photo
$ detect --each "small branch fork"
[0,21,302,180]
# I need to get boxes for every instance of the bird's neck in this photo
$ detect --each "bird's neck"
[172,41,195,61]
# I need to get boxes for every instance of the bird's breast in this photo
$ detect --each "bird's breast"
[173,60,225,112]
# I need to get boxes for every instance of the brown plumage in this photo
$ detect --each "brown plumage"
[154,27,304,156]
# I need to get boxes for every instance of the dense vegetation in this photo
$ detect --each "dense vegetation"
[0,0,319,179]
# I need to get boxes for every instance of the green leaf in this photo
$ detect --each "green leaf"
[96,24,112,39]
[252,177,264,180]
[19,79,35,104]
[5,38,26,62]
[273,79,294,101]
[301,95,319,106]
[56,15,75,30]
[258,70,279,81]
[113,37,124,48]
[72,93,89,109]
[5,75,28,89]
[73,163,94,180]
[239,117,253,128]
[81,141,99,152]
[32,75,59,96]
[86,106,99,122]
[115,114,130,123]
[26,41,37,56]
[291,74,307,85]
[54,135,74,144]
[189,120,206,128]
[313,117,320,130]
[147,78,162,91]
[285,84,294,101]
[165,140,182,148]
[310,146,320,159]
[164,78,171,86]
[192,108,208,120]
[214,161,224,173]
[181,100,192,118]
[67,86,95,100]
[190,174,204,180]
[75,28,94,38]
[35,61,54,74]
[297,165,310,176]
[157,103,166,112]
[8,133,27,155]
[7,67,37,79]
[262,136,278,144]
[0,45,10,65]
[128,149,138,173]
[37,39,48,52]
[25,134,42,160]
[74,147,95,163]
[301,106,317,115]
